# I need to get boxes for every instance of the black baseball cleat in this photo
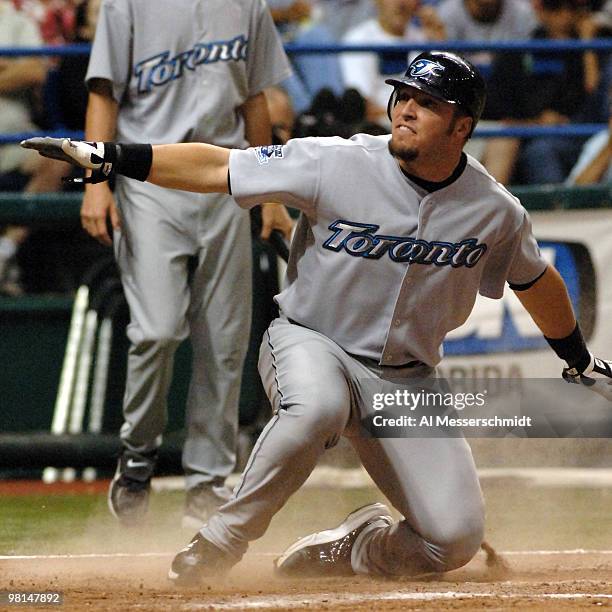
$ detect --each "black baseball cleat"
[168,532,235,587]
[182,479,232,530]
[274,502,393,577]
[107,449,156,526]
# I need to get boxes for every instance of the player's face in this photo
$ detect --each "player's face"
[389,86,471,173]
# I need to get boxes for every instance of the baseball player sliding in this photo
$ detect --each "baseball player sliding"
[23,51,612,584]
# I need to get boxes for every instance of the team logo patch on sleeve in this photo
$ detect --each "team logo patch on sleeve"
[254,145,284,165]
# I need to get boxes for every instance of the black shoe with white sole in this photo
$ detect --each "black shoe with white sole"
[182,480,232,530]
[274,502,393,577]
[107,450,156,526]
[168,532,235,587]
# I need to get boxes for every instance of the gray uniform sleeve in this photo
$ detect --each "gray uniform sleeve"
[479,210,547,299]
[246,0,293,95]
[229,138,319,215]
[85,0,132,103]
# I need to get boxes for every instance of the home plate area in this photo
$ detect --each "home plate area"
[3,549,612,611]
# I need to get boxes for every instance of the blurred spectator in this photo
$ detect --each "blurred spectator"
[293,86,389,138]
[566,86,612,184]
[270,0,377,41]
[269,0,312,41]
[269,0,346,113]
[268,1,383,114]
[0,0,46,294]
[316,0,376,40]
[0,0,46,186]
[434,0,538,177]
[591,0,612,33]
[0,226,28,295]
[5,0,104,295]
[56,0,100,130]
[15,0,76,128]
[486,0,607,185]
[436,0,537,65]
[17,0,108,294]
[340,0,445,124]
[13,0,75,46]
[580,0,606,11]
[565,121,612,184]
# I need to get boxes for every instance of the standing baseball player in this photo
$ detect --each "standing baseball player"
[23,51,612,581]
[81,0,292,528]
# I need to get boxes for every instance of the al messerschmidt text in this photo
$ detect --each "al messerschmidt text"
[373,415,533,427]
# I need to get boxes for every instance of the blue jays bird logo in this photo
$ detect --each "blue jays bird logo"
[410,59,444,78]
[254,144,284,165]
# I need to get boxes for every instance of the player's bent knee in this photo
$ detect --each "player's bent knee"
[425,519,484,572]
[297,402,348,434]
[437,530,483,572]
[280,395,349,447]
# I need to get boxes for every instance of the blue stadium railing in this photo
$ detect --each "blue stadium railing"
[0,38,610,144]
[2,38,612,56]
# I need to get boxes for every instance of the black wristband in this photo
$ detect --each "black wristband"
[113,143,153,182]
[545,322,590,370]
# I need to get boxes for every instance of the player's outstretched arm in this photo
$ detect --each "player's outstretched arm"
[149,144,230,193]
[514,265,612,383]
[20,138,231,195]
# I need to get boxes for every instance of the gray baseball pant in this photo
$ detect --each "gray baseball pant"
[113,179,252,489]
[202,317,484,576]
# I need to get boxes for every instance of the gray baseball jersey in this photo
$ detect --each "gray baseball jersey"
[83,0,291,497]
[229,134,547,367]
[86,0,292,146]
[199,133,540,571]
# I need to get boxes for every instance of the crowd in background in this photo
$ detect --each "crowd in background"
[0,0,102,296]
[0,0,611,296]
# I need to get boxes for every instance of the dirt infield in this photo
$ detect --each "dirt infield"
[3,550,612,610]
[3,470,612,610]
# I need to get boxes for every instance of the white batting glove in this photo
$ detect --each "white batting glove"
[21,137,115,184]
[563,354,612,385]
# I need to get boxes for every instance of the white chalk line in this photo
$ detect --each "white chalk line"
[0,552,174,560]
[2,549,612,561]
[183,591,612,610]
[502,549,612,556]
